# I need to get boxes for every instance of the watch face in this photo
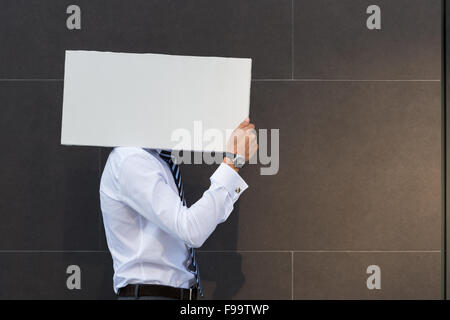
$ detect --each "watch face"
[235,155,245,167]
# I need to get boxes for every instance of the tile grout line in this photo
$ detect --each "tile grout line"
[291,0,294,80]
[441,0,447,300]
[0,250,111,253]
[0,250,440,253]
[252,79,441,82]
[0,79,63,81]
[199,250,441,253]
[0,78,441,82]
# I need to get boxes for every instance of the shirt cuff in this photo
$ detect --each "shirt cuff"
[210,162,249,202]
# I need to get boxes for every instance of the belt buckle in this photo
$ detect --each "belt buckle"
[181,287,193,300]
[134,284,140,298]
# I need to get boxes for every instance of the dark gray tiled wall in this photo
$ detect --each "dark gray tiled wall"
[0,0,443,299]
[235,82,441,251]
[293,252,441,299]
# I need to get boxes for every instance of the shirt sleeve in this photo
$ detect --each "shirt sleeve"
[118,153,248,248]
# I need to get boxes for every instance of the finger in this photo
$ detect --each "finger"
[245,134,250,147]
[233,135,238,153]
[237,117,250,129]
[247,131,257,141]
[245,135,250,157]
[249,143,258,157]
[244,123,255,131]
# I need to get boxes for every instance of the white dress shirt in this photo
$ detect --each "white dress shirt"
[100,147,248,293]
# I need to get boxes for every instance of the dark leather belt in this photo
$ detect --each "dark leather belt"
[118,284,198,300]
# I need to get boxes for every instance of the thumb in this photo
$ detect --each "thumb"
[237,117,250,129]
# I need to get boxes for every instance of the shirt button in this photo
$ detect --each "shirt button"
[235,187,241,193]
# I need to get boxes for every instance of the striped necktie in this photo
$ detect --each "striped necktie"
[157,149,203,297]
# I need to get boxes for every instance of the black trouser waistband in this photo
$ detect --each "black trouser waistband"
[117,284,198,300]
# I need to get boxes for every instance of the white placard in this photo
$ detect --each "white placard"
[61,50,252,152]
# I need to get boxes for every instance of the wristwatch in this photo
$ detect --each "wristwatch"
[225,152,246,168]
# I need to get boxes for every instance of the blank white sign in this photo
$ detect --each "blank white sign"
[61,50,252,152]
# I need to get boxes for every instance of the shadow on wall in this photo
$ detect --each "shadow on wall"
[198,202,245,299]
[182,151,244,300]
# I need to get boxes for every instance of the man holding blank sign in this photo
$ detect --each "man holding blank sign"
[100,118,257,300]
[61,50,255,300]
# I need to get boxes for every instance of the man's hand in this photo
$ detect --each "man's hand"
[223,117,258,172]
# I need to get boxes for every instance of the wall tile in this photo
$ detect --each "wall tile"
[0,0,291,79]
[293,252,441,299]
[226,81,441,251]
[294,0,441,79]
[0,252,115,299]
